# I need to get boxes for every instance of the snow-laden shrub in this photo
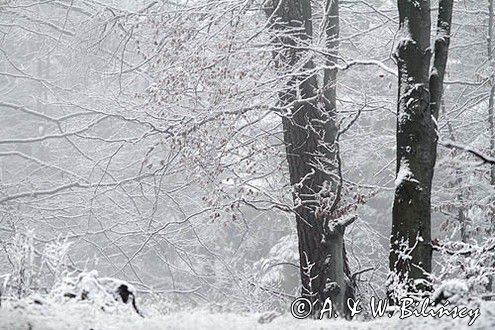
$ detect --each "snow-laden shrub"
[1,231,72,299]
[40,235,72,283]
[3,231,35,298]
[387,236,490,307]
[433,237,495,298]
[2,230,141,316]
[50,270,142,316]
[431,279,469,305]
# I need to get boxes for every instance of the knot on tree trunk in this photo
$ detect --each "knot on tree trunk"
[395,38,432,66]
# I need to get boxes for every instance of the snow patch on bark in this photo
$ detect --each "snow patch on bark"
[395,159,418,187]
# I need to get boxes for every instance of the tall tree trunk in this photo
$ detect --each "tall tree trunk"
[487,0,495,294]
[389,0,453,298]
[265,0,354,317]
[490,0,495,188]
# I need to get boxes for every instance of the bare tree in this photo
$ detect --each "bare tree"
[490,0,495,188]
[389,0,453,298]
[265,0,355,316]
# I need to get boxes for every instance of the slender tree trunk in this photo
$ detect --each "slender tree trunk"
[389,0,453,298]
[265,0,354,317]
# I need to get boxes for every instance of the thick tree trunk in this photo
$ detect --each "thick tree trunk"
[389,0,453,298]
[265,0,354,317]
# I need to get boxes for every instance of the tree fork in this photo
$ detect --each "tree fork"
[264,0,354,317]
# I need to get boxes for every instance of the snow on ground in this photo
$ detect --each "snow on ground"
[1,299,495,330]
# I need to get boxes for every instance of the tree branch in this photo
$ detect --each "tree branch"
[441,140,495,164]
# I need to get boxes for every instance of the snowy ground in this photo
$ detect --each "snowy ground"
[1,300,494,330]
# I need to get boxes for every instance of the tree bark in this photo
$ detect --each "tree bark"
[389,0,453,298]
[489,0,495,188]
[265,0,354,317]
[486,0,495,294]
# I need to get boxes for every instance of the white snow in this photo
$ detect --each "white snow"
[395,159,418,188]
[1,299,495,329]
[431,279,469,305]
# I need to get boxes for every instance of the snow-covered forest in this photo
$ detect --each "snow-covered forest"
[1,0,495,329]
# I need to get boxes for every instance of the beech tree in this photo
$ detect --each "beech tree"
[389,0,454,298]
[265,0,355,316]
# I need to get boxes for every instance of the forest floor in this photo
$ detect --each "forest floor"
[0,298,494,330]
